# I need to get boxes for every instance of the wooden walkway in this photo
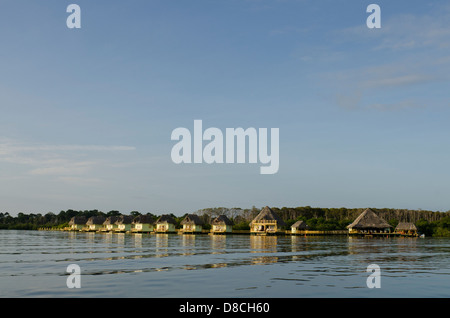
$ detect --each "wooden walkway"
[39,227,419,237]
[289,230,348,236]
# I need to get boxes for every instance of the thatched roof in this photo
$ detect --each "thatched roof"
[395,222,417,231]
[181,214,204,225]
[69,216,86,225]
[155,214,176,224]
[103,216,119,225]
[291,220,309,230]
[132,215,155,224]
[251,206,286,226]
[347,208,392,229]
[115,215,133,225]
[86,216,106,225]
[212,215,233,226]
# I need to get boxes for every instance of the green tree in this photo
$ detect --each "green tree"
[107,210,121,217]
[416,219,434,236]
[130,211,141,217]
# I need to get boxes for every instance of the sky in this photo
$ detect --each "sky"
[1,0,450,216]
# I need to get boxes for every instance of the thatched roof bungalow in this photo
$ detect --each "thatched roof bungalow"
[132,215,155,233]
[395,222,418,236]
[86,216,106,231]
[347,208,392,234]
[211,215,233,234]
[155,214,176,233]
[291,220,310,234]
[68,216,86,231]
[250,206,286,234]
[115,215,134,232]
[181,214,204,233]
[103,216,119,232]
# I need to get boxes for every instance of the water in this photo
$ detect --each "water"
[0,230,448,297]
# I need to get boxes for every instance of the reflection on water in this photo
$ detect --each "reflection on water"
[0,230,449,297]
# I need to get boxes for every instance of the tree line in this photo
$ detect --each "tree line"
[1,206,449,236]
[194,206,450,236]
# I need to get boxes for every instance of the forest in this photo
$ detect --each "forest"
[1,206,449,236]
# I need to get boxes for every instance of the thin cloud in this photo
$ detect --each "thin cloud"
[0,138,136,179]
[367,99,425,112]
[269,26,310,36]
[363,74,437,90]
[58,176,103,186]
[375,14,450,51]
[335,8,450,52]
[3,144,136,152]
[29,161,95,176]
[324,1,450,113]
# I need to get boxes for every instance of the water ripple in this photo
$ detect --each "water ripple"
[0,230,449,297]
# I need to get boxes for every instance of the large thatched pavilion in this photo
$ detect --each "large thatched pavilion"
[347,208,392,234]
[250,206,285,235]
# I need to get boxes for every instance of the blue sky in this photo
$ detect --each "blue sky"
[1,0,450,216]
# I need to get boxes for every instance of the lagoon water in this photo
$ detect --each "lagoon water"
[0,230,448,297]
